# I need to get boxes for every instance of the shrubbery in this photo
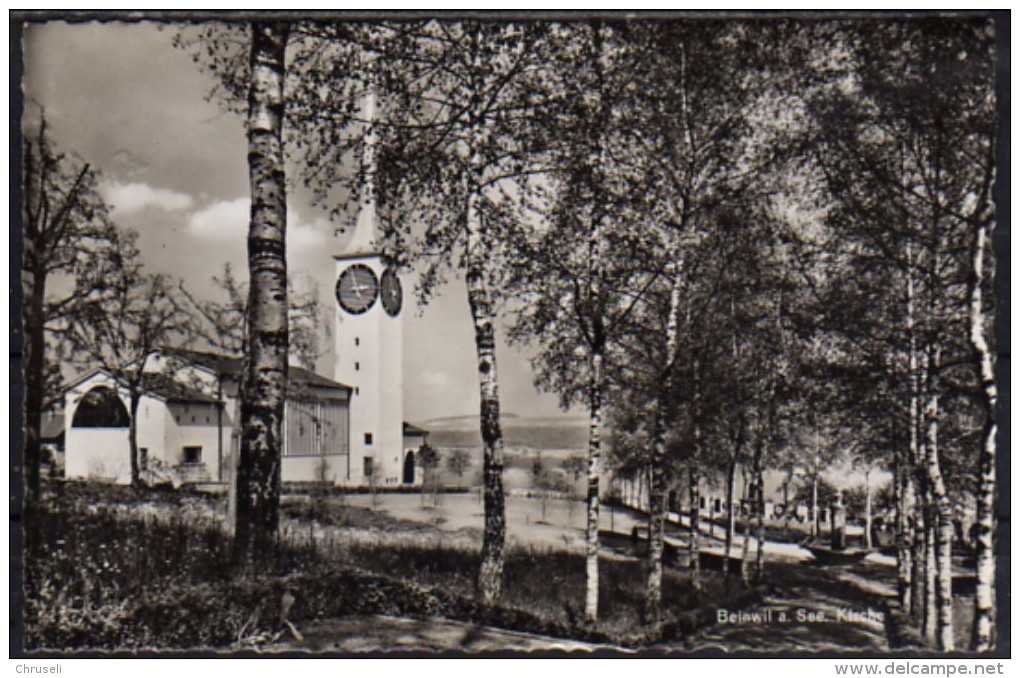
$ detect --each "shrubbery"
[24,481,757,650]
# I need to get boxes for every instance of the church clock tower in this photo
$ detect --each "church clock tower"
[333,86,405,486]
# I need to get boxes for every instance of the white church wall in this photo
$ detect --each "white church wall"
[64,373,132,483]
[65,428,131,482]
[135,395,168,465]
[282,455,349,484]
[165,402,223,478]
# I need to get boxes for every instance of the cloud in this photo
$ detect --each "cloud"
[185,197,248,242]
[290,214,333,254]
[101,181,193,215]
[185,197,330,254]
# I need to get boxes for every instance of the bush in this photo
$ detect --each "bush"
[24,481,750,650]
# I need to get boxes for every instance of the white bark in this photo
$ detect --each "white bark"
[864,467,873,550]
[235,22,289,565]
[968,220,997,651]
[645,252,682,618]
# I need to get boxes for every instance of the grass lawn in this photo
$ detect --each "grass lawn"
[340,491,647,551]
[24,481,744,651]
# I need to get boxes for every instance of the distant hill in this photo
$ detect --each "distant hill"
[423,413,589,451]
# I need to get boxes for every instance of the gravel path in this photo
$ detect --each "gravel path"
[688,555,896,652]
[267,614,616,654]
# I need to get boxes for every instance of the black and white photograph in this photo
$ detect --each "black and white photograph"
[11,10,1008,659]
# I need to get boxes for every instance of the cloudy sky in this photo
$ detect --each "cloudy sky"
[22,20,579,423]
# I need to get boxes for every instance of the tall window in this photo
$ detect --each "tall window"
[364,432,373,445]
[363,456,374,478]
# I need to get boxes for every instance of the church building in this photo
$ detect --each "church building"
[60,341,426,489]
[61,84,423,489]
[60,187,424,488]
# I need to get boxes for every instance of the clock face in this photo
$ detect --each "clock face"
[380,267,402,317]
[336,264,379,315]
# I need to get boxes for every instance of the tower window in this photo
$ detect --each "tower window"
[354,337,360,347]
[364,432,373,445]
[354,387,360,395]
[355,362,360,371]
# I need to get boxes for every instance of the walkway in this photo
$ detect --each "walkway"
[267,614,613,654]
[689,554,896,652]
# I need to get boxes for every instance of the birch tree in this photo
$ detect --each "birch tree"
[808,18,996,650]
[629,19,809,614]
[280,20,562,600]
[967,200,997,651]
[503,20,667,621]
[234,21,291,566]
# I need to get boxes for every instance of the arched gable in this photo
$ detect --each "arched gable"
[71,385,130,428]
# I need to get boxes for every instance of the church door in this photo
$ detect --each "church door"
[402,451,415,484]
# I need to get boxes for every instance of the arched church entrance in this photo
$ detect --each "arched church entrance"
[66,384,132,482]
[403,451,415,484]
[72,386,129,428]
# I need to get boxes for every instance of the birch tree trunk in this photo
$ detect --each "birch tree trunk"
[581,20,612,622]
[645,253,682,619]
[811,471,819,540]
[689,463,701,586]
[465,171,508,604]
[923,507,937,646]
[235,22,290,568]
[645,396,667,620]
[864,467,873,550]
[583,349,603,620]
[910,492,926,622]
[582,188,606,621]
[924,349,955,650]
[755,464,765,581]
[740,469,752,586]
[895,452,914,613]
[968,219,997,651]
[724,455,738,582]
[688,357,703,589]
[904,244,921,617]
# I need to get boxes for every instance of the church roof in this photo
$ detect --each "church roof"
[333,250,383,262]
[141,372,221,404]
[167,348,353,394]
[61,367,222,405]
[403,421,429,437]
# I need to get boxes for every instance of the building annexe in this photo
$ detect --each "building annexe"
[60,348,427,488]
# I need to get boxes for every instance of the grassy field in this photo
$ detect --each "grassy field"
[24,481,741,651]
